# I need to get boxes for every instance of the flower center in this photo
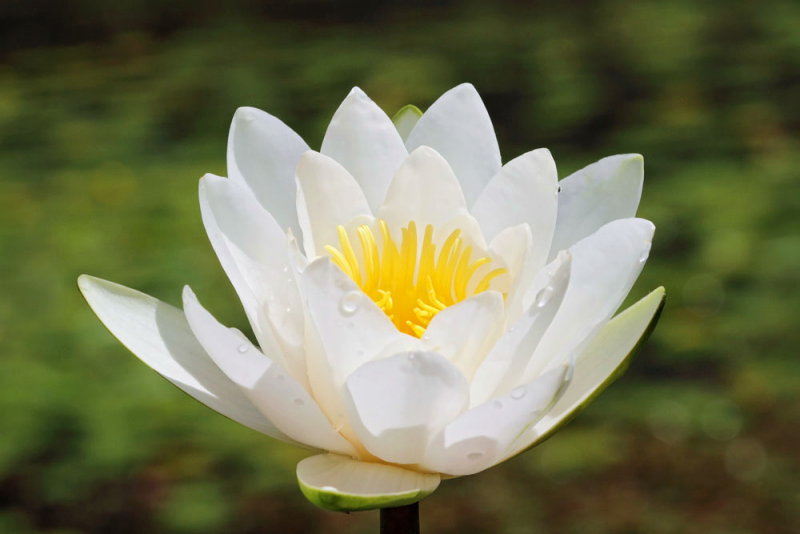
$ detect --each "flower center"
[325,220,507,337]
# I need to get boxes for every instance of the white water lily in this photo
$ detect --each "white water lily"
[79,84,663,512]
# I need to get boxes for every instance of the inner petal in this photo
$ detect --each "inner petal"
[325,219,508,337]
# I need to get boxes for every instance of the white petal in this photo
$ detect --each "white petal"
[77,275,288,440]
[199,174,304,380]
[421,291,506,381]
[320,88,408,211]
[344,351,469,464]
[521,218,654,383]
[469,253,571,407]
[549,154,643,259]
[423,366,568,476]
[297,454,440,512]
[503,287,665,461]
[295,151,372,257]
[227,107,309,238]
[182,287,357,456]
[378,146,469,236]
[300,258,413,436]
[489,224,532,322]
[405,84,501,206]
[472,148,559,269]
[392,104,422,141]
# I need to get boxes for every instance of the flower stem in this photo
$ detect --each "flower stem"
[380,502,420,534]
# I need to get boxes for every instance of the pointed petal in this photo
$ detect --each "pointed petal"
[295,151,372,257]
[227,107,309,237]
[405,84,501,206]
[297,454,440,512]
[423,366,568,476]
[300,258,412,435]
[489,224,533,322]
[182,287,356,456]
[421,291,506,381]
[320,88,408,211]
[503,287,665,461]
[77,275,288,439]
[522,218,654,382]
[378,146,469,236]
[344,351,469,464]
[549,154,643,258]
[472,148,559,270]
[392,104,422,141]
[469,253,571,407]
[198,174,304,379]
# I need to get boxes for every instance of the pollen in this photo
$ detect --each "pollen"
[325,220,507,337]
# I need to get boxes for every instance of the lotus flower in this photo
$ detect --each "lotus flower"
[79,84,663,512]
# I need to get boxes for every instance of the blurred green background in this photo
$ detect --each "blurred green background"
[1,1,798,532]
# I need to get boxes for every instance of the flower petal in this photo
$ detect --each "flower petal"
[320,88,408,211]
[182,287,357,456]
[471,148,559,268]
[344,351,469,464]
[405,84,501,206]
[392,104,422,141]
[521,218,654,383]
[77,275,288,440]
[503,287,665,461]
[227,107,309,238]
[297,454,440,512]
[300,258,413,437]
[421,291,506,381]
[199,174,305,381]
[549,154,643,259]
[295,151,372,257]
[423,366,568,476]
[378,146,469,238]
[469,252,571,407]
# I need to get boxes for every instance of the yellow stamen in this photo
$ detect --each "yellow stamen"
[326,220,508,337]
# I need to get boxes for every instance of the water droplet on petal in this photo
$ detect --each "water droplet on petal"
[493,400,503,409]
[237,343,249,354]
[243,110,256,122]
[293,398,305,406]
[466,451,484,461]
[282,266,289,273]
[535,286,555,308]
[639,249,650,263]
[339,291,361,316]
[510,386,526,400]
[320,485,338,492]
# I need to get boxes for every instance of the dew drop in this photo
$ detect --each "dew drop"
[293,398,305,406]
[339,291,361,316]
[535,286,555,308]
[243,109,256,122]
[639,249,650,263]
[510,386,526,400]
[466,451,485,461]
[285,307,292,314]
[320,485,338,492]
[282,266,289,273]
[237,343,249,354]
[492,400,503,409]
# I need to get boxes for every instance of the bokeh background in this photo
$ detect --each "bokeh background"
[1,1,799,532]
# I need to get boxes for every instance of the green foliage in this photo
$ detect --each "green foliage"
[1,1,799,532]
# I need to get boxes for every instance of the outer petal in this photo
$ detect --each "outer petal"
[295,151,372,257]
[423,366,568,476]
[378,146,469,239]
[77,275,288,440]
[521,218,654,383]
[503,286,665,461]
[549,154,643,259]
[320,88,408,211]
[182,287,356,456]
[344,351,469,464]
[227,107,309,238]
[471,148,559,269]
[199,174,304,381]
[300,258,414,437]
[489,224,533,322]
[297,454,440,512]
[421,291,506,381]
[469,252,571,407]
[405,84,501,206]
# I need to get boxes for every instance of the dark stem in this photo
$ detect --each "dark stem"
[380,502,420,534]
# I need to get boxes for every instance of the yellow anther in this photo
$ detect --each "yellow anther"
[326,219,507,337]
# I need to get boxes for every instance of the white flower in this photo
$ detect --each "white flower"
[79,84,663,511]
